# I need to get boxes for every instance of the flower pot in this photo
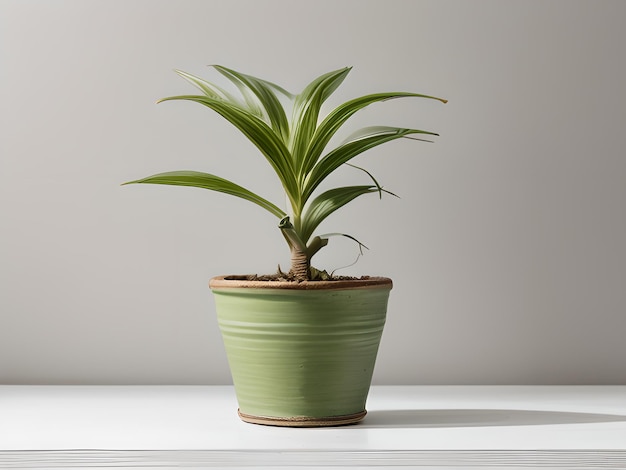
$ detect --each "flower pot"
[209,275,392,427]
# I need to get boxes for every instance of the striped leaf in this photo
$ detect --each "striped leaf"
[157,94,299,205]
[303,126,438,201]
[173,69,238,104]
[301,92,447,176]
[123,171,286,219]
[213,65,291,140]
[289,67,351,174]
[299,185,382,243]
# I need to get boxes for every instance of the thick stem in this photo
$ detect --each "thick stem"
[290,248,310,281]
[279,216,311,280]
[279,216,324,281]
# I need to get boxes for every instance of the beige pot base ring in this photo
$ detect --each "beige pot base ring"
[238,409,367,427]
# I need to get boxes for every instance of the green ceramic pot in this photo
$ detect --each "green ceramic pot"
[209,276,392,427]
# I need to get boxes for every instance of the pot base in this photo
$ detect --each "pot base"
[238,409,367,427]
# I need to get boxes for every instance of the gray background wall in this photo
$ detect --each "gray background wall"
[1,0,625,385]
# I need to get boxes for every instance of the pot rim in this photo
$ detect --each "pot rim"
[209,275,393,291]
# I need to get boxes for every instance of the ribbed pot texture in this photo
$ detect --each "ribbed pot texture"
[209,276,392,426]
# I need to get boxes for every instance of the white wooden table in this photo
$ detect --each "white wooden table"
[1,386,625,469]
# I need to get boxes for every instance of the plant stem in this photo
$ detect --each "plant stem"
[290,248,310,281]
[279,216,310,280]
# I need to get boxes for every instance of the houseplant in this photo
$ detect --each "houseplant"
[124,65,446,426]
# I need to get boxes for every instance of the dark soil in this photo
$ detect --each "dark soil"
[226,273,371,282]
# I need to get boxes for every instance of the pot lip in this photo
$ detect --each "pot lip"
[209,275,393,291]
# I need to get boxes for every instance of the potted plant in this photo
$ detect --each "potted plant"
[124,65,446,426]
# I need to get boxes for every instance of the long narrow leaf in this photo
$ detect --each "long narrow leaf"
[303,126,437,201]
[299,185,380,243]
[213,65,294,98]
[302,92,447,175]
[157,94,299,203]
[209,67,265,119]
[290,67,351,173]
[213,65,291,142]
[341,125,438,144]
[173,69,238,103]
[123,171,286,219]
[345,163,396,200]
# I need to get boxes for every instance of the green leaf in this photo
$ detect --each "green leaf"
[122,171,286,219]
[345,163,398,200]
[299,185,381,243]
[289,67,352,175]
[173,69,238,103]
[303,126,437,201]
[213,65,292,142]
[209,67,264,119]
[319,232,369,251]
[341,125,438,144]
[301,92,447,176]
[157,94,299,205]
